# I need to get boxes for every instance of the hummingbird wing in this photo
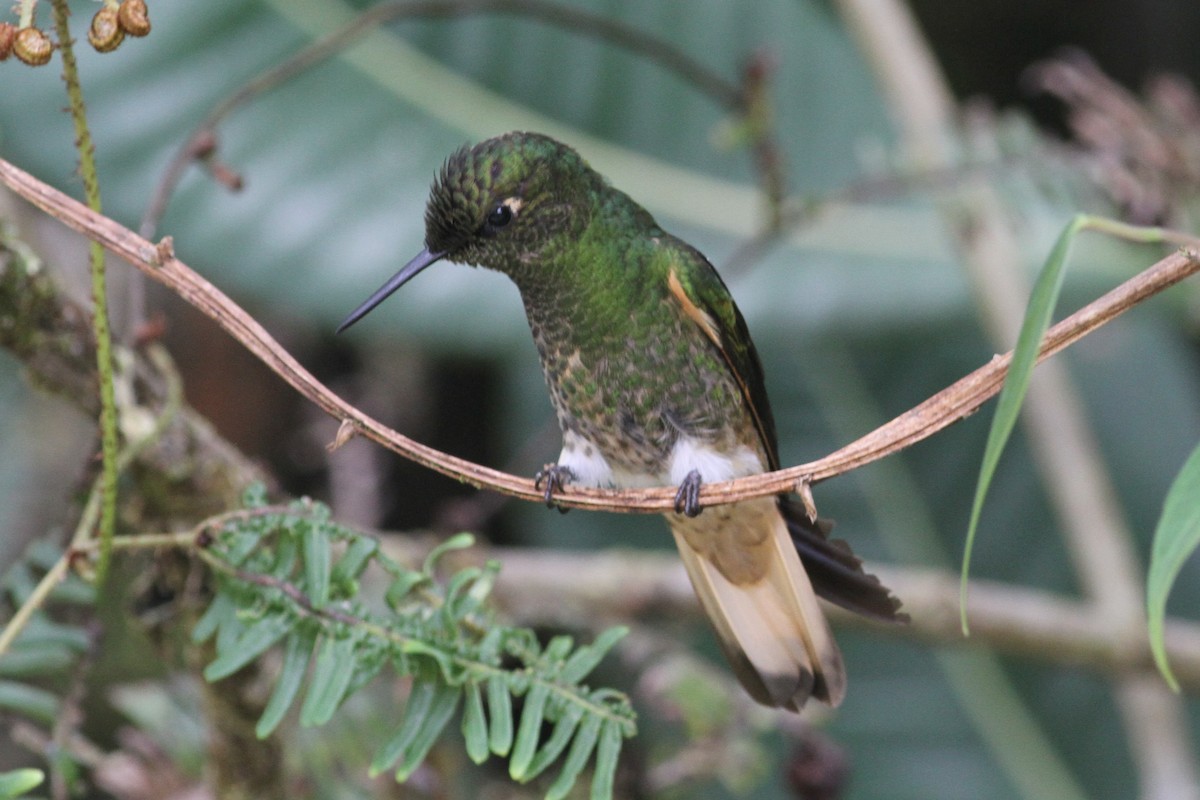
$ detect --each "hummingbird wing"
[663,241,904,621]
[662,242,781,469]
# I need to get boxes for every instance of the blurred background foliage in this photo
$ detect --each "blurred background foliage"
[1,0,1200,798]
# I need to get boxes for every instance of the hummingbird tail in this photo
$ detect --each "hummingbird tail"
[780,498,907,623]
[669,497,846,711]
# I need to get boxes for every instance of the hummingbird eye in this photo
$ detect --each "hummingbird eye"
[484,203,513,233]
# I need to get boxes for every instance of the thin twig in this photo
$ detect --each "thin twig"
[3,154,1199,515]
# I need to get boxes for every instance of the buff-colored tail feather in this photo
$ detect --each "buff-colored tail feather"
[669,497,845,710]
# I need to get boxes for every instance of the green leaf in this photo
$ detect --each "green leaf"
[508,682,550,781]
[203,612,291,681]
[268,532,299,579]
[299,633,359,726]
[385,572,430,609]
[422,532,476,575]
[1147,440,1200,691]
[45,573,96,606]
[464,561,500,608]
[541,634,575,665]
[256,634,312,738]
[303,519,331,609]
[477,626,504,663]
[486,674,514,756]
[0,644,75,677]
[329,536,378,588]
[18,617,90,651]
[0,768,43,798]
[192,593,236,644]
[395,680,461,781]
[589,719,624,800]
[522,703,584,781]
[439,568,486,624]
[2,562,35,606]
[461,680,490,765]
[0,680,59,723]
[221,527,264,567]
[370,665,453,776]
[560,626,628,683]
[371,685,430,775]
[961,214,1084,632]
[545,713,602,800]
[213,606,247,655]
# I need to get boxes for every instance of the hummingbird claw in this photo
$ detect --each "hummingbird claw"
[534,463,576,514]
[674,469,704,517]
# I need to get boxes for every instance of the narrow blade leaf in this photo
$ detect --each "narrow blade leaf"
[303,519,331,609]
[545,713,602,800]
[589,719,624,800]
[191,593,235,644]
[0,680,58,723]
[0,644,75,677]
[462,681,490,765]
[256,634,312,738]
[422,532,475,575]
[299,633,359,726]
[396,681,461,781]
[204,612,291,681]
[329,536,378,587]
[1147,440,1200,690]
[523,703,584,780]
[509,683,550,781]
[0,768,44,798]
[962,215,1083,633]
[560,626,627,683]
[487,674,514,756]
[371,672,438,776]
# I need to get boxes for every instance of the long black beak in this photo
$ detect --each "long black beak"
[336,248,447,333]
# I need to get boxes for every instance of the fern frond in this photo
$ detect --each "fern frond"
[195,487,636,799]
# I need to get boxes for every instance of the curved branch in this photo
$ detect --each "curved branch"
[3,156,1199,514]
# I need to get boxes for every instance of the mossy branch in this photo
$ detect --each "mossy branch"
[48,0,119,583]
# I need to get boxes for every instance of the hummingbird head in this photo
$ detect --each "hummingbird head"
[338,131,598,333]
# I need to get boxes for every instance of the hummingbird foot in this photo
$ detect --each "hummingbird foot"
[534,463,576,514]
[673,469,704,517]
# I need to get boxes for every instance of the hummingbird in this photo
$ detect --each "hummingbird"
[339,132,903,711]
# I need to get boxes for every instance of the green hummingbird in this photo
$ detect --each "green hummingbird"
[339,131,902,711]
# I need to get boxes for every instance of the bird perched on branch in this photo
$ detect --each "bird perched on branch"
[339,131,903,711]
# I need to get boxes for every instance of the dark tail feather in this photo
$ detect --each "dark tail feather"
[778,497,907,623]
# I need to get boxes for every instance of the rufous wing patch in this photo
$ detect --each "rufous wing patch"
[667,267,722,346]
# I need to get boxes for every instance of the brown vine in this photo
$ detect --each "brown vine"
[1,155,1198,514]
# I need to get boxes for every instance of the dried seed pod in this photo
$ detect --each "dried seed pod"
[117,0,151,37]
[88,7,124,53]
[0,23,17,61]
[13,27,53,66]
